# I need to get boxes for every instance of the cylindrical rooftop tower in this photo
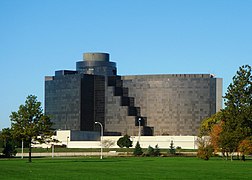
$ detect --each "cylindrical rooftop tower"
[83,53,109,62]
[76,52,117,76]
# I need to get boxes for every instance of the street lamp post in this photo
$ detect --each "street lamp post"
[52,144,54,158]
[21,139,24,159]
[95,121,103,159]
[138,117,141,142]
[67,136,69,148]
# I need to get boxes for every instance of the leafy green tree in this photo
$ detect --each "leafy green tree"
[133,141,143,156]
[0,128,17,158]
[0,132,3,148]
[218,112,242,160]
[10,95,54,162]
[199,65,252,160]
[199,111,223,137]
[219,65,252,160]
[117,134,133,148]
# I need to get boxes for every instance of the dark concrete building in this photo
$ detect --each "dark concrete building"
[45,52,222,136]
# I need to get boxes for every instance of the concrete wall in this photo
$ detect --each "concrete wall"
[33,134,198,149]
[65,136,198,149]
[35,131,198,149]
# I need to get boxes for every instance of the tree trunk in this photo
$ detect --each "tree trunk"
[241,154,245,161]
[225,152,229,160]
[28,138,32,163]
[237,153,240,160]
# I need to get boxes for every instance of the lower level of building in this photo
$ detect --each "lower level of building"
[33,130,199,149]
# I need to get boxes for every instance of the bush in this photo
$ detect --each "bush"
[145,145,155,156]
[117,135,132,148]
[238,137,252,161]
[168,140,176,155]
[102,139,115,148]
[143,145,160,157]
[133,141,143,156]
[197,145,213,160]
[2,142,17,158]
[176,146,182,154]
[154,144,160,156]
[196,137,213,160]
[0,128,17,158]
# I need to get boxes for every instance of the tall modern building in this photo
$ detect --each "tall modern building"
[45,52,222,136]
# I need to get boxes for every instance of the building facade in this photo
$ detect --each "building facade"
[45,52,222,136]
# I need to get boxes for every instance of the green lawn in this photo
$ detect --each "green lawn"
[0,157,251,179]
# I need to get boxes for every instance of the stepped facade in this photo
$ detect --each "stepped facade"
[45,52,222,136]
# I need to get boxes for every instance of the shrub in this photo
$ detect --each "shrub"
[238,137,252,161]
[197,137,213,160]
[0,128,17,158]
[2,142,17,158]
[133,141,143,156]
[197,145,213,160]
[154,144,160,156]
[117,135,132,148]
[168,140,176,155]
[102,139,115,148]
[145,145,155,156]
[176,146,182,154]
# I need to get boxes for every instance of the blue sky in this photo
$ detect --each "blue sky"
[0,0,251,130]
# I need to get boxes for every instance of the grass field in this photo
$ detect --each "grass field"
[0,157,251,179]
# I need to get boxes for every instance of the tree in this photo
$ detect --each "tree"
[10,95,54,162]
[218,112,242,160]
[133,141,143,156]
[199,110,227,156]
[209,122,223,154]
[199,111,223,137]
[199,65,252,160]
[117,134,133,148]
[0,128,17,158]
[220,65,252,160]
[168,140,176,155]
[238,137,252,161]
